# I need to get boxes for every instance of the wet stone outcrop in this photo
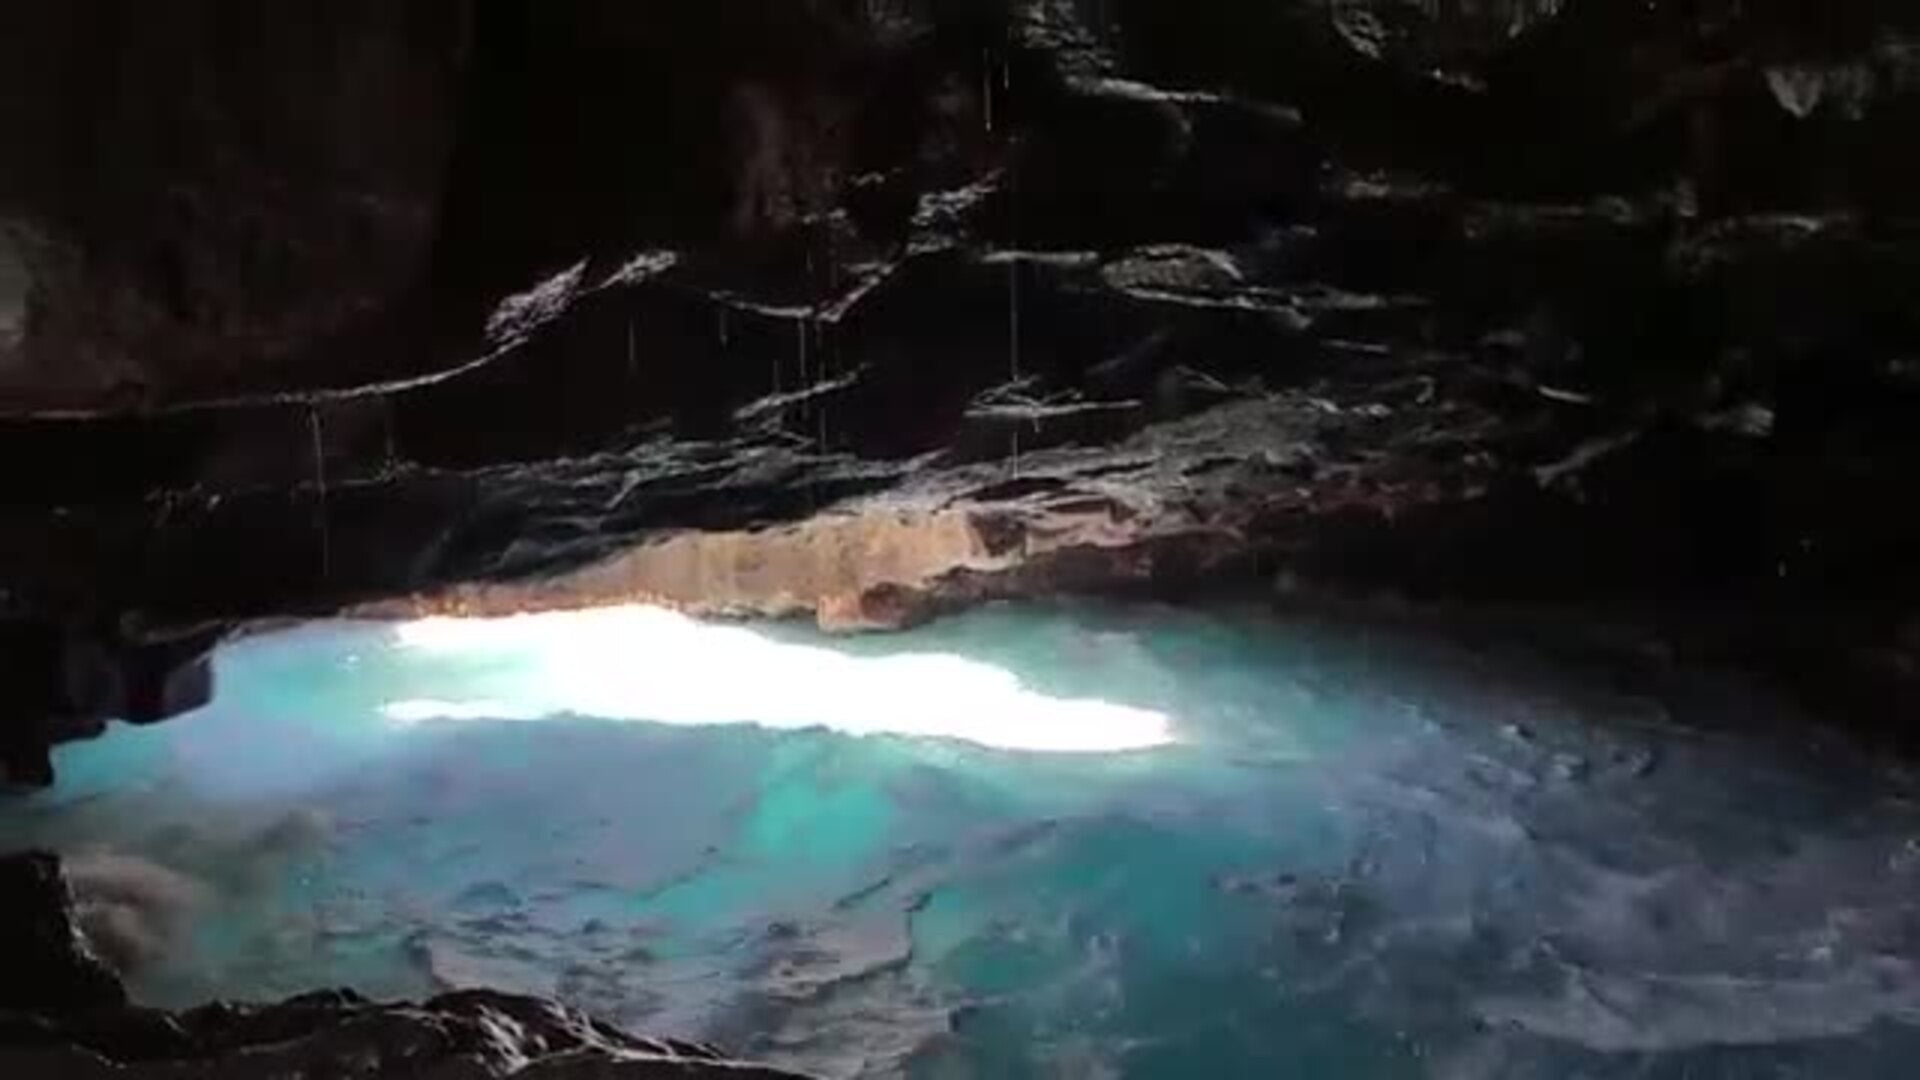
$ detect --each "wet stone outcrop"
[0,622,219,787]
[0,0,1917,772]
[0,851,813,1079]
[0,852,127,1017]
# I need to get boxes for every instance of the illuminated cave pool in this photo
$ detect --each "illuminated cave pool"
[7,602,1920,1078]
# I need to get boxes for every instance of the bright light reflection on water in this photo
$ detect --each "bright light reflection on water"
[384,605,1173,753]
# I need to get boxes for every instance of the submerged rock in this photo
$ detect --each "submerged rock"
[0,851,814,1079]
[0,991,814,1078]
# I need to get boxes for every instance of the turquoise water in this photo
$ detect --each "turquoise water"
[5,602,1920,1078]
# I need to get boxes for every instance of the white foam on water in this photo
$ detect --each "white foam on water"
[384,605,1174,754]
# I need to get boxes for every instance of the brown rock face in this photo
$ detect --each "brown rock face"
[368,486,1225,632]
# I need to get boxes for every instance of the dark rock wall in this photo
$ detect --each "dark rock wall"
[0,0,1916,764]
[4,1,1914,408]
[0,1,1913,403]
[0,1,472,406]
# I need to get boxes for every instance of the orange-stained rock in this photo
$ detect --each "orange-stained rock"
[359,488,1233,632]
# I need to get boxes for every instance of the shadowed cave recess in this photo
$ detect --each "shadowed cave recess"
[4,1,1920,1077]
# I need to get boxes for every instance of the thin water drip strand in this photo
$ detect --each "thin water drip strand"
[816,321,830,455]
[797,316,809,425]
[380,399,398,477]
[983,50,995,134]
[307,405,330,581]
[1006,175,1023,479]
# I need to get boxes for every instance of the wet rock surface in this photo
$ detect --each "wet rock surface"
[0,851,812,1078]
[0,852,126,1017]
[0,0,1917,768]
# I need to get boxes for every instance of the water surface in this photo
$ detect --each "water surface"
[5,602,1919,1078]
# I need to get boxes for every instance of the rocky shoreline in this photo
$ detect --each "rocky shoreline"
[0,852,814,1078]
